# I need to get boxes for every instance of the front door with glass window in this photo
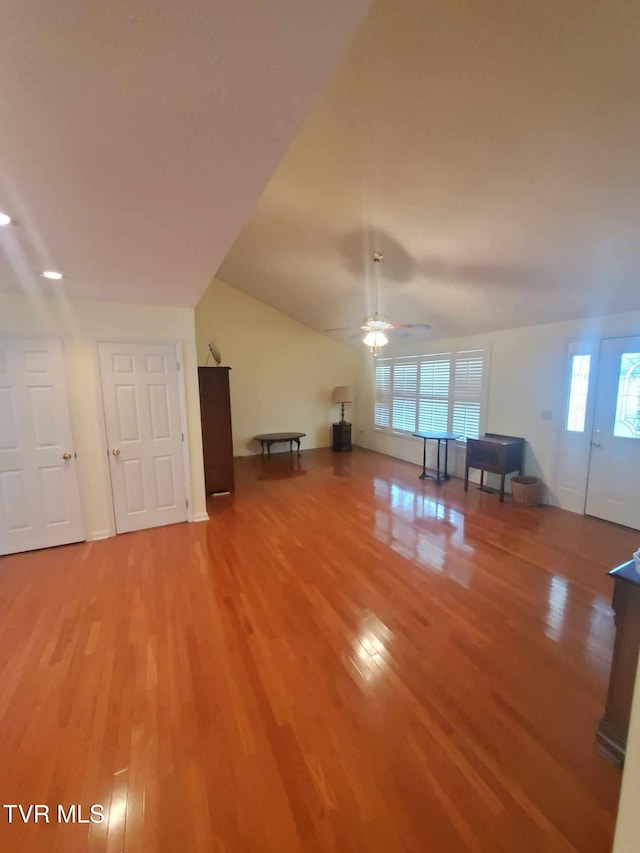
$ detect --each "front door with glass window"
[585,336,640,529]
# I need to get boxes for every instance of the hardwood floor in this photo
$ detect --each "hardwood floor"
[0,447,636,852]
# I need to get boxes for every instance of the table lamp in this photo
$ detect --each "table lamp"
[332,386,353,424]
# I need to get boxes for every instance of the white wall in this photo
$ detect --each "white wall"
[0,291,207,539]
[357,309,640,507]
[195,278,360,455]
[613,655,640,853]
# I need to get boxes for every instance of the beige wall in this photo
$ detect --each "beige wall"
[195,278,360,455]
[356,308,640,505]
[0,291,207,539]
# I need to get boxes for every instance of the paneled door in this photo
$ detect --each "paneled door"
[0,338,84,556]
[98,342,188,534]
[585,336,640,530]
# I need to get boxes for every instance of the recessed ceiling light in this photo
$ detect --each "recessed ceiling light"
[0,212,12,226]
[41,270,63,280]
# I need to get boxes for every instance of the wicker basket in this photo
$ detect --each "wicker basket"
[511,476,543,506]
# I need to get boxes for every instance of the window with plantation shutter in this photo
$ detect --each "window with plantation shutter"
[373,349,487,440]
[451,353,484,439]
[374,361,391,428]
[391,360,418,431]
[418,357,450,433]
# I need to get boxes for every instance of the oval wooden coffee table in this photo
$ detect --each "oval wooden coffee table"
[254,432,306,456]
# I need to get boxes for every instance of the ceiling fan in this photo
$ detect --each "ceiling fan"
[325,251,431,355]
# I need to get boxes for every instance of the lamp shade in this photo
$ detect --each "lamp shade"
[332,385,353,404]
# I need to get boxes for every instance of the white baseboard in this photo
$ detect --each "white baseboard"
[191,512,210,523]
[88,529,111,541]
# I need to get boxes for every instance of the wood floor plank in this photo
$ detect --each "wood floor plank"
[0,448,635,851]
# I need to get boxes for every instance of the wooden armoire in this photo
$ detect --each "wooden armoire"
[198,366,234,494]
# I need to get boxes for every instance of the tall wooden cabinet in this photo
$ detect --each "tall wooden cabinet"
[198,367,234,494]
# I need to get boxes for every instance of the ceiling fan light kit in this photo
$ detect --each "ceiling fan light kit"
[363,329,389,353]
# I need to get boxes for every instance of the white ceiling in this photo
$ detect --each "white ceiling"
[0,0,371,305]
[219,0,640,344]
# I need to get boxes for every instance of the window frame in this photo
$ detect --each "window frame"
[613,351,640,439]
[562,342,595,436]
[373,348,489,441]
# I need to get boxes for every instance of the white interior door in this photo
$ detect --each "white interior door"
[98,342,188,534]
[0,338,84,556]
[585,336,640,530]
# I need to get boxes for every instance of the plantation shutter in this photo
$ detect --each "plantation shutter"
[452,351,485,439]
[391,360,418,432]
[374,349,487,439]
[418,357,450,433]
[374,360,392,427]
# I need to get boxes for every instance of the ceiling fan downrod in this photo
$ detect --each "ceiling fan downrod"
[363,252,391,355]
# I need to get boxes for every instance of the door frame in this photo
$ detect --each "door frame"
[94,338,195,538]
[552,341,598,515]
[584,334,640,526]
[554,330,640,521]
[0,332,87,547]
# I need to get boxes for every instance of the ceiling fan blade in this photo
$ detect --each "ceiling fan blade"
[390,323,431,330]
[323,327,353,333]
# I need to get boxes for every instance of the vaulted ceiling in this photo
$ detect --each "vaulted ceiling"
[0,0,371,304]
[219,0,640,344]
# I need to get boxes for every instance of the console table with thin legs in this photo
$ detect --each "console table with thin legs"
[412,431,461,484]
[254,432,306,456]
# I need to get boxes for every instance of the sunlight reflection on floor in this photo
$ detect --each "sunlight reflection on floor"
[373,478,473,584]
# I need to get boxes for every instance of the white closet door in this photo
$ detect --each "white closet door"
[0,338,84,556]
[98,342,187,534]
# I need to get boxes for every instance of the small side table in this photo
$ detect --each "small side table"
[332,422,352,452]
[412,431,461,483]
[254,432,305,456]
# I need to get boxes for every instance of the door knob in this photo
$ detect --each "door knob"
[62,452,72,460]
[112,448,120,456]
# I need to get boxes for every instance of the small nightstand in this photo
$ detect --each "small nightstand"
[332,422,352,452]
